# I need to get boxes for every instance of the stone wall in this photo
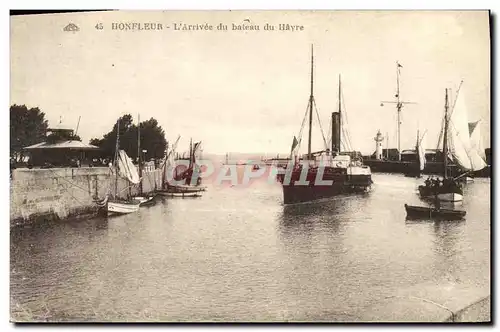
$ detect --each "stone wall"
[360,283,490,322]
[10,167,163,227]
[453,295,490,322]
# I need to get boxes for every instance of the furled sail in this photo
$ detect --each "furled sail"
[117,150,140,184]
[468,120,486,161]
[417,132,426,171]
[447,88,487,172]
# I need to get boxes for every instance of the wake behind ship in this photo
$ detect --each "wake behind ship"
[277,46,372,205]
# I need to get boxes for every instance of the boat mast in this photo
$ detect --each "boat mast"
[307,44,314,160]
[443,89,449,179]
[331,113,335,153]
[162,142,168,189]
[396,62,401,161]
[338,74,342,153]
[189,138,193,167]
[380,62,416,162]
[75,116,81,137]
[114,119,120,199]
[138,113,142,195]
[386,132,389,159]
[416,129,419,168]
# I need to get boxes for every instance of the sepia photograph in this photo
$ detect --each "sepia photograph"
[9,10,491,322]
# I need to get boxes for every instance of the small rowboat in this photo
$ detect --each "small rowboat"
[156,184,206,198]
[95,195,141,216]
[132,195,156,206]
[158,191,202,198]
[107,199,141,215]
[404,204,466,220]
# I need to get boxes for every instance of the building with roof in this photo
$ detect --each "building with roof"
[23,126,99,168]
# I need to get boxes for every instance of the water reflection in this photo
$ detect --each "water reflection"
[92,217,109,230]
[274,198,349,321]
[279,194,370,227]
[277,198,353,237]
[432,220,463,253]
[430,220,465,281]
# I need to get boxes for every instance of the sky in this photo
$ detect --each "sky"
[10,10,490,155]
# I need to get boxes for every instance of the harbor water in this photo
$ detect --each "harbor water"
[10,173,490,322]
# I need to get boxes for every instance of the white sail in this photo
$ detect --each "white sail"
[417,132,426,171]
[117,150,140,184]
[469,120,486,161]
[448,88,487,172]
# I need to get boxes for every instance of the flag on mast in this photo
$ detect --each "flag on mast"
[290,136,299,154]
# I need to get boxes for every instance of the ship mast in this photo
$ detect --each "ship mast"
[380,62,416,161]
[162,142,168,189]
[443,88,449,179]
[114,119,120,199]
[137,113,142,195]
[189,138,193,167]
[338,74,342,153]
[307,44,314,160]
[396,63,401,160]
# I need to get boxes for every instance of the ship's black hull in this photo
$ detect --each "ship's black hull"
[363,159,460,176]
[281,181,370,204]
[404,164,421,178]
[363,159,491,178]
[277,170,372,205]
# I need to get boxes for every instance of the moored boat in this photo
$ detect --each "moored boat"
[104,119,143,216]
[157,136,206,198]
[132,195,156,206]
[130,113,157,208]
[156,183,206,197]
[404,203,466,220]
[108,199,140,214]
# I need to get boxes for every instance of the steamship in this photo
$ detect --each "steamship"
[276,46,372,205]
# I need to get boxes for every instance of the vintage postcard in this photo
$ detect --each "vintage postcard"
[10,10,490,322]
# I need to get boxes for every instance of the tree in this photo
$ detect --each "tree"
[10,105,49,162]
[137,118,167,161]
[89,114,167,162]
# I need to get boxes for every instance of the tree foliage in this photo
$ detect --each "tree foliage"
[46,132,81,144]
[90,114,167,162]
[10,104,49,161]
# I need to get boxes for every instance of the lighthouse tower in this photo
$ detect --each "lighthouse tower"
[374,130,384,160]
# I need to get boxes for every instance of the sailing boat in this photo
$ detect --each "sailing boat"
[174,139,203,186]
[418,85,486,202]
[404,130,426,178]
[106,120,141,215]
[449,85,487,181]
[468,119,490,178]
[157,137,206,197]
[276,46,372,205]
[131,114,155,206]
[469,120,486,161]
